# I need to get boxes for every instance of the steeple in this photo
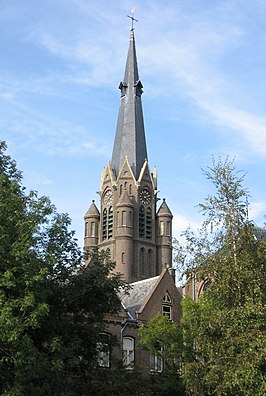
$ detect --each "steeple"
[111,30,147,179]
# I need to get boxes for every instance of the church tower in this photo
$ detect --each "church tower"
[84,29,173,283]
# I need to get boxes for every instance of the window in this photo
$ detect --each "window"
[147,249,153,277]
[166,221,171,236]
[91,221,96,237]
[108,207,113,238]
[162,291,172,304]
[122,252,125,263]
[97,333,111,368]
[162,305,172,320]
[139,248,145,277]
[146,207,152,239]
[139,206,145,237]
[150,352,163,372]
[129,210,132,227]
[102,209,107,240]
[85,221,89,237]
[121,210,127,226]
[123,337,134,369]
[160,221,164,236]
[162,292,172,320]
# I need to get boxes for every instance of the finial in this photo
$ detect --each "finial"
[127,8,138,31]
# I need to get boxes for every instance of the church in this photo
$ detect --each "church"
[84,26,182,370]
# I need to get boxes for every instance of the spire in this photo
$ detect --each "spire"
[111,30,148,179]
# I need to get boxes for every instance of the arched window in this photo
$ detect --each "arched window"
[123,337,134,369]
[121,210,127,226]
[146,207,152,239]
[160,221,164,236]
[166,221,171,236]
[122,252,125,263]
[108,207,113,238]
[85,221,89,237]
[97,333,111,368]
[91,221,96,237]
[102,209,107,240]
[129,210,132,227]
[139,247,145,277]
[147,249,153,277]
[139,206,145,237]
[162,291,172,320]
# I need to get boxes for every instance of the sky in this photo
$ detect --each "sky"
[1,0,266,249]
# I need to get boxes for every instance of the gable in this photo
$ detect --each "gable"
[136,269,182,324]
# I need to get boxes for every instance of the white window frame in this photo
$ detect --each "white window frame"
[150,352,163,372]
[97,334,110,368]
[123,336,134,369]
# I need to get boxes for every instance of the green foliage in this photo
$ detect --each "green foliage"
[0,142,125,395]
[138,314,185,395]
[139,313,181,370]
[176,157,266,395]
[86,364,185,396]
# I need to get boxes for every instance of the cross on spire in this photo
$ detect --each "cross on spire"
[127,9,138,31]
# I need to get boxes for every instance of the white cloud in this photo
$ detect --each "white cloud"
[24,172,54,187]
[172,212,201,238]
[250,201,266,224]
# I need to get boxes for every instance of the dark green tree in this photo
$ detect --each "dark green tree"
[175,157,266,396]
[0,142,124,395]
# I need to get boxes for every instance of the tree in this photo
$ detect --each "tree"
[139,313,181,371]
[175,157,266,396]
[138,314,185,396]
[0,141,125,395]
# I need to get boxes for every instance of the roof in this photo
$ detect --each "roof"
[119,275,160,319]
[111,30,147,179]
[84,200,100,217]
[157,198,173,216]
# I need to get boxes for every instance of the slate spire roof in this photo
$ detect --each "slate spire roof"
[111,30,148,179]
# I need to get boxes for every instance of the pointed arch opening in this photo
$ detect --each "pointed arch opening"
[139,206,145,237]
[102,208,107,240]
[139,247,145,277]
[108,207,113,238]
[147,249,154,277]
[146,207,152,239]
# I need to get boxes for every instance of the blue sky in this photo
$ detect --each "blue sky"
[1,0,266,248]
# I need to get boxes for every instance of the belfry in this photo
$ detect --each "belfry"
[84,29,173,283]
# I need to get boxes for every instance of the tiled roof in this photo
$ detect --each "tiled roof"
[119,275,160,319]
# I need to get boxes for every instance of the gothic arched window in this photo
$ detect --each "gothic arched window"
[102,209,107,240]
[146,207,152,239]
[139,206,145,237]
[108,207,113,238]
[147,249,153,277]
[139,247,145,277]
